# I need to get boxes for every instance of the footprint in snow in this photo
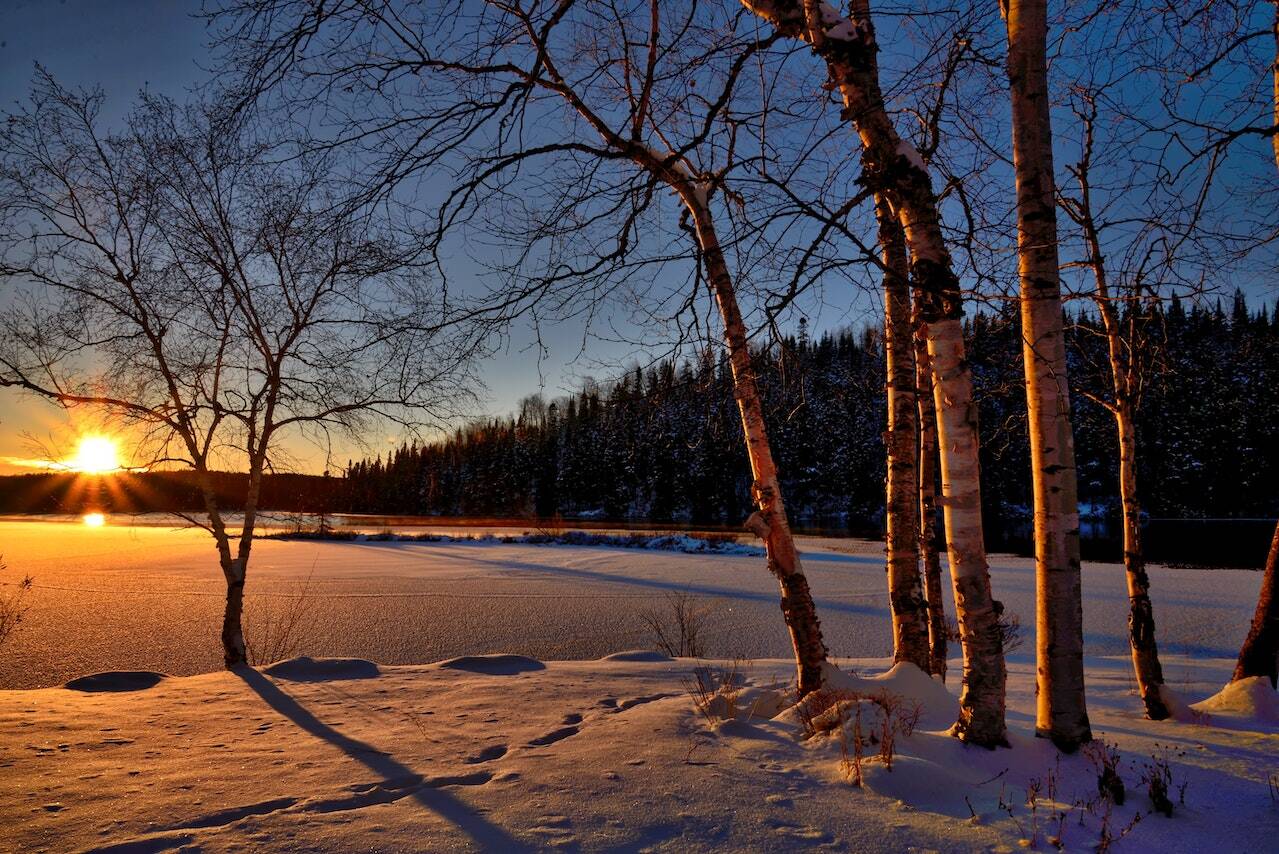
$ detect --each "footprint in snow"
[464,744,509,764]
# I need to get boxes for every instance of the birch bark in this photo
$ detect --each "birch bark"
[1004,0,1091,749]
[878,195,931,670]
[741,0,1007,745]
[914,309,948,681]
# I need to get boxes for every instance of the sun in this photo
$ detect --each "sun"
[82,512,106,528]
[69,436,121,474]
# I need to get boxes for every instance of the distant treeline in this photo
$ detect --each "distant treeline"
[5,296,1276,565]
[0,470,342,515]
[344,294,1279,563]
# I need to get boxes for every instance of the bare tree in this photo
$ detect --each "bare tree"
[1058,91,1174,720]
[0,75,474,666]
[1003,0,1091,750]
[743,0,1008,746]
[211,0,833,693]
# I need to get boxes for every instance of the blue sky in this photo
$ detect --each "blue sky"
[0,1,774,471]
[1,0,1273,475]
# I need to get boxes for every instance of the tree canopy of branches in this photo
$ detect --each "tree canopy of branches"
[0,72,476,665]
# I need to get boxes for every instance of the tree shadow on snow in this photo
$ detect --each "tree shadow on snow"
[456,554,890,618]
[234,667,530,851]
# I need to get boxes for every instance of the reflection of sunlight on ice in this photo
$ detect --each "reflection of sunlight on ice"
[82,512,106,528]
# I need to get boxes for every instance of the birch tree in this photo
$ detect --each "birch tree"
[212,0,832,694]
[742,0,1008,746]
[914,311,947,680]
[878,197,931,671]
[0,77,473,666]
[1002,0,1091,749]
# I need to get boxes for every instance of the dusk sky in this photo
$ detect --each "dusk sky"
[0,0,785,472]
[1,1,1271,475]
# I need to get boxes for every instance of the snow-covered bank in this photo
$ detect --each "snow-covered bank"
[3,654,1276,853]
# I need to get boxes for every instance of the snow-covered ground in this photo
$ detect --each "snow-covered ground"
[2,518,1277,852]
[0,518,1264,690]
[3,651,1277,853]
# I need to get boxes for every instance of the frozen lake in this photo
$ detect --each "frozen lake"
[0,516,1264,689]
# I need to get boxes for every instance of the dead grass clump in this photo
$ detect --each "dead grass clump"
[1083,740,1126,806]
[684,660,744,724]
[244,571,316,666]
[640,590,714,658]
[0,556,32,649]
[792,687,921,785]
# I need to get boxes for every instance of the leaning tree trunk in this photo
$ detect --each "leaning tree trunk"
[1233,520,1279,688]
[1116,401,1170,717]
[740,0,1007,745]
[1232,3,1279,691]
[1005,0,1091,750]
[683,192,828,696]
[915,309,948,681]
[878,195,931,670]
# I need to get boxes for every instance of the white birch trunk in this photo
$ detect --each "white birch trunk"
[740,0,1008,745]
[879,195,931,670]
[1005,0,1091,750]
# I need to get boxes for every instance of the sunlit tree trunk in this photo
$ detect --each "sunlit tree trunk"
[1005,0,1091,750]
[742,0,1007,745]
[878,196,931,670]
[914,310,948,681]
[1232,5,1279,690]
[1114,401,1170,715]
[684,193,829,696]
[1234,521,1279,687]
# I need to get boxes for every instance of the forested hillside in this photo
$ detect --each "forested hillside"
[345,295,1279,561]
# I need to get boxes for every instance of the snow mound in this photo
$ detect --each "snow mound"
[1191,676,1279,724]
[261,657,381,681]
[817,661,957,730]
[64,671,167,693]
[599,649,673,662]
[437,654,546,674]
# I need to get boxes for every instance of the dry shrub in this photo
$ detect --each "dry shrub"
[1083,740,1126,806]
[640,590,714,658]
[0,556,32,649]
[244,571,316,666]
[1139,748,1181,817]
[792,686,921,785]
[684,660,744,724]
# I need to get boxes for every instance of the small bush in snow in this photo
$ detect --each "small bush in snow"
[244,572,316,666]
[1083,740,1126,806]
[0,556,32,649]
[1139,747,1184,817]
[684,660,745,725]
[791,687,920,784]
[640,590,714,658]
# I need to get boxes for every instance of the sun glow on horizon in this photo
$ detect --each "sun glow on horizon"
[82,512,106,527]
[68,436,121,474]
